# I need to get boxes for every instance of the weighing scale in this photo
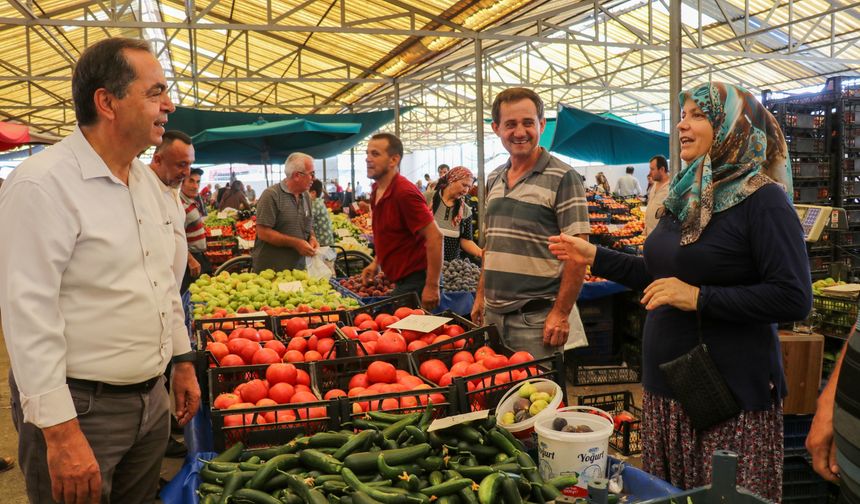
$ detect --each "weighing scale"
[794,204,847,242]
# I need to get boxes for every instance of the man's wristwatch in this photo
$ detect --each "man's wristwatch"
[172,351,197,364]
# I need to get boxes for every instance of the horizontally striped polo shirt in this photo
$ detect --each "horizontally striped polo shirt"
[835,317,860,502]
[483,148,590,312]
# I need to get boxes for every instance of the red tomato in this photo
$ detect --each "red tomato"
[266,363,297,385]
[210,330,229,343]
[340,326,359,339]
[394,306,414,320]
[353,313,372,326]
[286,337,308,353]
[367,361,397,384]
[239,379,268,404]
[508,351,536,365]
[452,351,475,366]
[213,393,240,409]
[376,332,407,354]
[445,325,466,337]
[296,369,311,387]
[313,323,337,339]
[358,320,379,331]
[268,382,296,404]
[349,373,370,390]
[407,340,428,352]
[614,412,636,430]
[283,350,305,363]
[284,317,309,338]
[304,350,323,362]
[240,327,260,341]
[207,342,229,361]
[257,329,275,342]
[324,389,347,400]
[419,359,449,384]
[264,340,287,358]
[251,348,281,365]
[220,354,245,367]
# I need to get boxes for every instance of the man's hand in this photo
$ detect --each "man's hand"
[188,255,201,278]
[309,236,319,251]
[296,240,316,257]
[43,419,101,504]
[471,293,485,326]
[807,406,840,482]
[641,277,699,311]
[543,307,570,347]
[171,362,201,427]
[421,284,440,311]
[360,262,378,285]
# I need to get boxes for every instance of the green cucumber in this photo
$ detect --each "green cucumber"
[403,425,427,444]
[368,411,416,423]
[539,482,562,500]
[500,475,523,504]
[300,448,345,474]
[490,462,521,474]
[204,461,239,472]
[333,429,376,460]
[351,491,385,504]
[377,454,422,480]
[229,488,282,504]
[218,470,255,504]
[382,413,422,440]
[488,430,519,457]
[546,475,579,489]
[211,441,244,462]
[420,477,474,497]
[197,482,224,495]
[450,464,494,480]
[416,456,443,472]
[478,472,505,504]
[341,467,411,504]
[283,473,328,504]
[199,467,235,485]
[344,443,431,473]
[308,432,353,448]
[247,454,301,490]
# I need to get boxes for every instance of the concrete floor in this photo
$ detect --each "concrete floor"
[0,321,643,502]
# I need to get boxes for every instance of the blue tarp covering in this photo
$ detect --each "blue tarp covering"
[550,104,669,164]
[167,107,407,160]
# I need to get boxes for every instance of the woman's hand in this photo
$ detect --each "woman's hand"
[548,234,596,266]
[641,277,700,311]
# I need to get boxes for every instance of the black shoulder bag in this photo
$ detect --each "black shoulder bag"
[658,312,741,431]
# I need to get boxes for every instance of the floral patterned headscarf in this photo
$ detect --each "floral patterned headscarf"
[432,166,474,227]
[662,82,792,245]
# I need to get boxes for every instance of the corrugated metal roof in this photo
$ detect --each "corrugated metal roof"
[0,0,857,148]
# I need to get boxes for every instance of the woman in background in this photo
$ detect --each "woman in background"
[425,166,481,261]
[595,172,611,194]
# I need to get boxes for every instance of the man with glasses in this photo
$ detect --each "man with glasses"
[252,152,319,273]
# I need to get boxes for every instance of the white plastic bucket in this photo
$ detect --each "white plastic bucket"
[534,406,613,498]
[495,378,563,451]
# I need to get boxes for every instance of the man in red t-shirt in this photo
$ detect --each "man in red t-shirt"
[360,133,443,310]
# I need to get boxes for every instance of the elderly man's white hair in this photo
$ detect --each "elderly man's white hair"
[284,152,313,177]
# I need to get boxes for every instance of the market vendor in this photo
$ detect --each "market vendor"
[252,152,318,272]
[548,82,811,501]
[0,37,200,503]
[360,133,443,310]
[424,166,482,261]
[644,155,670,236]
[471,87,590,358]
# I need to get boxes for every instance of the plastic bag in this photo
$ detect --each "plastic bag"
[307,246,335,279]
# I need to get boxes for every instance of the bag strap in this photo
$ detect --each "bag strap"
[695,297,705,346]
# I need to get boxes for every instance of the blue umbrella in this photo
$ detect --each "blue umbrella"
[550,104,669,164]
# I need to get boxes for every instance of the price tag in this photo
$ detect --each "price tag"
[217,211,230,219]
[246,311,269,317]
[336,228,352,238]
[209,228,222,237]
[366,219,372,227]
[243,220,255,229]
[388,314,451,333]
[278,281,303,293]
[428,410,489,432]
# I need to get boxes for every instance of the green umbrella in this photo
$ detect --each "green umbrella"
[549,104,669,164]
[191,118,361,165]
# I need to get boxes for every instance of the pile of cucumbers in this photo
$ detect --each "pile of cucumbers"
[197,402,578,504]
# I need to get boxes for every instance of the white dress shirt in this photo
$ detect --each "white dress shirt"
[615,174,642,197]
[0,127,192,428]
[644,182,670,236]
[154,172,188,287]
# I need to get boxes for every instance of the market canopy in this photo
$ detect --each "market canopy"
[169,108,405,160]
[0,121,59,152]
[549,105,669,164]
[191,119,362,165]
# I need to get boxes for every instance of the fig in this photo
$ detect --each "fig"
[514,409,529,423]
[552,417,568,431]
[513,398,531,413]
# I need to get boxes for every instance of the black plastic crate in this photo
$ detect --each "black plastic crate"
[207,361,335,451]
[192,314,275,349]
[410,325,566,412]
[568,362,640,386]
[272,309,350,340]
[784,414,813,458]
[578,297,613,324]
[578,391,642,455]
[570,320,616,364]
[782,456,830,503]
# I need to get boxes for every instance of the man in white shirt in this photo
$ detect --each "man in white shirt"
[644,155,671,236]
[149,130,194,288]
[0,38,200,504]
[615,166,642,197]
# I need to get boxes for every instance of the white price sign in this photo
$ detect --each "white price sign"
[387,314,451,333]
[209,228,222,237]
[336,228,352,238]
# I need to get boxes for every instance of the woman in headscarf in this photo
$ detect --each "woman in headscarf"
[218,179,250,211]
[548,82,811,501]
[425,166,482,261]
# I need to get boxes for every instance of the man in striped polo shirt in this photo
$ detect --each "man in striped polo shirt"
[180,167,211,292]
[808,317,860,503]
[472,88,590,358]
